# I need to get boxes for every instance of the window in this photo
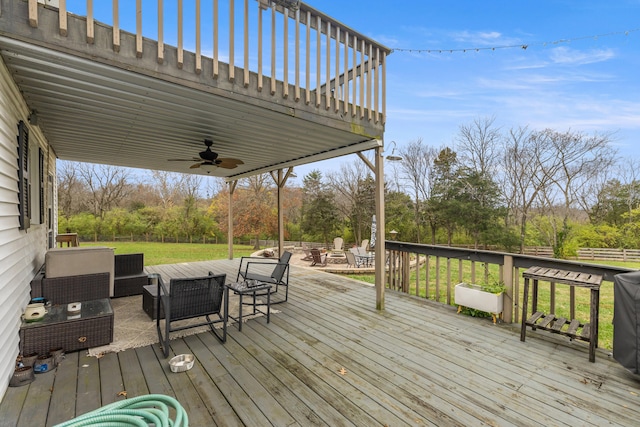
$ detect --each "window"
[17,120,30,230]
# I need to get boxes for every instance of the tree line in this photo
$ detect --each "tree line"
[58,117,639,257]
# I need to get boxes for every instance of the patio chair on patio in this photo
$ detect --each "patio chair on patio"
[236,251,292,303]
[345,250,363,268]
[331,237,345,255]
[301,248,314,261]
[156,272,227,358]
[309,248,328,267]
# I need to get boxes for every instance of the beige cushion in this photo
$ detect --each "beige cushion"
[45,247,115,296]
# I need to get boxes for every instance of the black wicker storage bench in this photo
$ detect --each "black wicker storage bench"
[19,298,114,355]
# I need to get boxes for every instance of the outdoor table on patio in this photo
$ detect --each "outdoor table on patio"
[225,281,272,332]
[520,266,602,362]
[355,252,375,267]
[19,298,114,355]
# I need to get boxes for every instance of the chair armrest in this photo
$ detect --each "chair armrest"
[237,256,278,280]
[243,260,284,274]
[158,275,169,298]
[30,265,46,298]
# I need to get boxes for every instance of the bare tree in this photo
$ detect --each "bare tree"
[501,126,548,253]
[150,170,189,209]
[534,129,617,256]
[328,161,373,245]
[398,139,439,243]
[77,163,131,219]
[456,116,501,176]
[57,160,89,220]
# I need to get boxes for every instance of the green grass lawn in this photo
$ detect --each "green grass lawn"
[82,241,255,265]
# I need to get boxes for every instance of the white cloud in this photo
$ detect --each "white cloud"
[449,30,522,47]
[549,46,616,65]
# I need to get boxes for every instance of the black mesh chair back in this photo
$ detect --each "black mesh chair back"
[157,272,227,357]
[271,251,292,281]
[169,274,225,321]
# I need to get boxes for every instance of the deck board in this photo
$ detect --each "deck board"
[46,351,78,426]
[75,351,101,415]
[2,259,640,426]
[177,335,244,427]
[227,324,352,426]
[118,348,150,398]
[98,352,125,406]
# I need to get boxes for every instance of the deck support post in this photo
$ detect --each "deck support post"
[374,144,385,310]
[357,144,385,310]
[271,168,295,257]
[228,180,238,260]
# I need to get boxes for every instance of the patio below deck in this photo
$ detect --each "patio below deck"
[1,259,639,426]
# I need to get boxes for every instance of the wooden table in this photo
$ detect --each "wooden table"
[56,233,79,247]
[520,266,602,362]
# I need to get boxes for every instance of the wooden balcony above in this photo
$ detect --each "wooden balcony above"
[0,0,391,178]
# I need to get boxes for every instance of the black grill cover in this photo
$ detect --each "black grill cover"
[613,271,640,373]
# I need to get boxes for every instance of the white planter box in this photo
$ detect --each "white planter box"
[454,283,503,323]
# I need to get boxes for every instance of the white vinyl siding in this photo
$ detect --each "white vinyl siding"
[0,54,51,399]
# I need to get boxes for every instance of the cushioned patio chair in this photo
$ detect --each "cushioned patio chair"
[156,272,227,358]
[236,251,292,303]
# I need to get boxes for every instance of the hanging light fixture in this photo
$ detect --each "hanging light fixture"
[386,141,403,161]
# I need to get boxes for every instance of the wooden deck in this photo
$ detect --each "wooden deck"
[2,259,640,426]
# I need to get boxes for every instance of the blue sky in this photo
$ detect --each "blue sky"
[293,0,640,181]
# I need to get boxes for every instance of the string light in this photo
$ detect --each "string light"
[391,28,639,54]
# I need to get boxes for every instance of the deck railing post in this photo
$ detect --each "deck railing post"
[503,255,513,323]
[87,0,95,44]
[112,0,120,52]
[59,0,67,36]
[28,0,38,27]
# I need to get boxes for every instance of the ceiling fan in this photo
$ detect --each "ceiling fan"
[168,139,244,169]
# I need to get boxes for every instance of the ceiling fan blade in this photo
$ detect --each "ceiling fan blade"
[189,162,202,169]
[168,158,200,162]
[216,158,244,169]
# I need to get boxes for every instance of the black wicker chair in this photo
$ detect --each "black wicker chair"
[156,272,227,358]
[236,251,292,303]
[114,253,148,297]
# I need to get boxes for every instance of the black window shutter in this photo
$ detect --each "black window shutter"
[17,121,30,230]
[39,148,45,224]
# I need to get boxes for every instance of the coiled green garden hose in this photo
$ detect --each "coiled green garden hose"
[53,394,188,427]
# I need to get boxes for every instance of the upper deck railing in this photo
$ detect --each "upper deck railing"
[24,0,390,124]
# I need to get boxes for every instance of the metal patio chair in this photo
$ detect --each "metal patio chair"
[156,272,227,358]
[236,251,292,303]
